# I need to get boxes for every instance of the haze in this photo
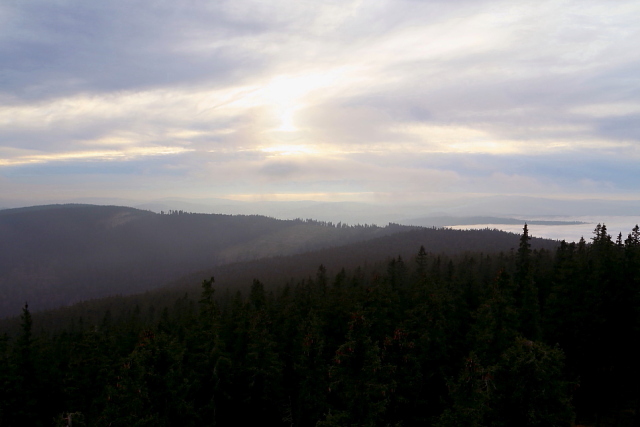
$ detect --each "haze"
[1,1,639,212]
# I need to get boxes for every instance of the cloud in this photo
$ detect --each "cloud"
[259,160,300,179]
[1,0,639,204]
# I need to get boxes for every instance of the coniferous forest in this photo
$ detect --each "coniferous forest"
[1,223,640,426]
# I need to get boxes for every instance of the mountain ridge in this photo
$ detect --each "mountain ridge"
[0,204,413,317]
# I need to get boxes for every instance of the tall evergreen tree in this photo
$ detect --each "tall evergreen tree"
[515,224,541,340]
[491,338,573,427]
[321,311,393,427]
[0,332,14,425]
[13,303,40,425]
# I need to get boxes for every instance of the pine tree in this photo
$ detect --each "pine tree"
[515,224,541,340]
[436,352,494,427]
[470,269,518,364]
[199,277,218,327]
[294,309,328,426]
[320,311,393,427]
[99,331,191,426]
[0,332,14,425]
[515,224,531,283]
[491,338,573,426]
[194,276,228,425]
[14,303,39,425]
[415,245,428,280]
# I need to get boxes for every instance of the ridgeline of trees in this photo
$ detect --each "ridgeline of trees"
[0,204,415,317]
[0,223,639,426]
[0,224,558,335]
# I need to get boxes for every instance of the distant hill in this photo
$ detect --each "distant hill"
[10,225,560,333]
[0,204,413,317]
[164,225,559,295]
[0,208,632,427]
[3,195,639,226]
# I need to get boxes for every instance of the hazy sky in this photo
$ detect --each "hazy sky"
[1,0,639,204]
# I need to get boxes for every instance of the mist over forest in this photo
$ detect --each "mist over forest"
[0,203,639,426]
[0,204,419,317]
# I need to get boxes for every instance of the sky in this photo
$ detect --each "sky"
[1,0,639,206]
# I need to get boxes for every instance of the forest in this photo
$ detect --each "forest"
[0,204,415,317]
[0,222,639,426]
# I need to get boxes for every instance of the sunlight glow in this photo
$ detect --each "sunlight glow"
[0,146,192,166]
[261,71,344,132]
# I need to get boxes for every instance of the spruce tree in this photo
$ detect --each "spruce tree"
[515,224,541,340]
[14,303,38,425]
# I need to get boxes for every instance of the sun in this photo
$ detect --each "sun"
[261,72,341,132]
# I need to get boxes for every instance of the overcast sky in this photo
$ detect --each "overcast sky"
[1,0,639,205]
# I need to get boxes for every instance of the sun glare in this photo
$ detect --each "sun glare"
[278,108,297,132]
[261,71,342,132]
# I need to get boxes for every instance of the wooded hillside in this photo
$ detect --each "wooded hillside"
[0,223,638,426]
[0,204,414,317]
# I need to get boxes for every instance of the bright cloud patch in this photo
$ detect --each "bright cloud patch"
[1,0,639,203]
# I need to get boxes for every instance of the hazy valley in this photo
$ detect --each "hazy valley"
[0,203,639,426]
[0,204,415,317]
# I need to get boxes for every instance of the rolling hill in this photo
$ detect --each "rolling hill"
[0,204,413,317]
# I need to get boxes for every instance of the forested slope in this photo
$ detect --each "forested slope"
[168,225,558,298]
[0,204,412,317]
[0,224,638,426]
[5,225,559,332]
